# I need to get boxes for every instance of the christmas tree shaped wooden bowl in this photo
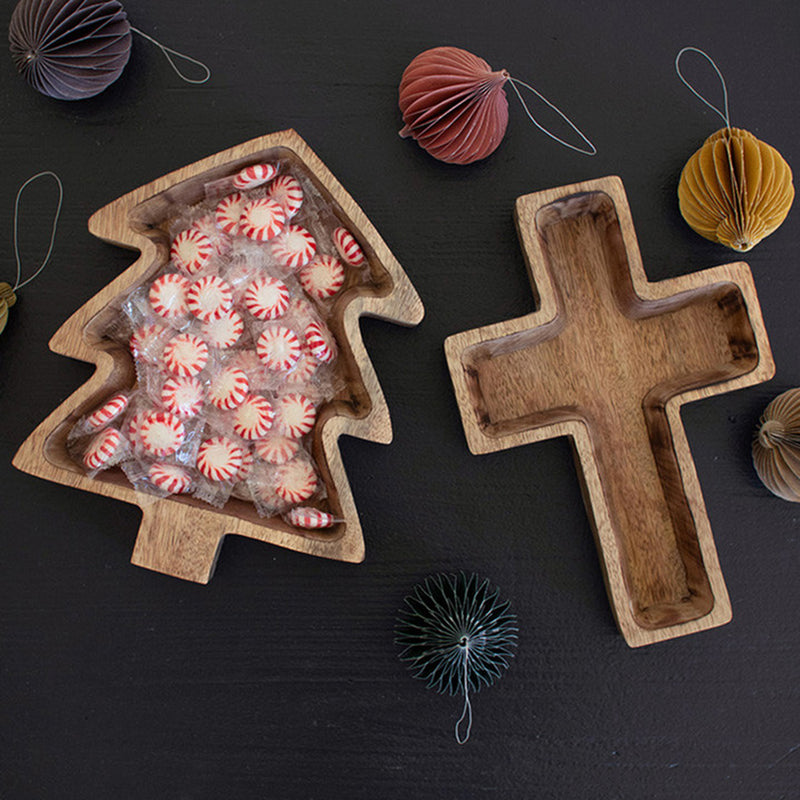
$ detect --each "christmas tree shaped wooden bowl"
[445,176,774,647]
[13,130,424,583]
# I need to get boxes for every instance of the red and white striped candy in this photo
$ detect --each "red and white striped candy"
[186,275,233,322]
[275,458,318,504]
[244,276,290,320]
[277,393,316,438]
[232,394,275,440]
[208,366,249,410]
[196,436,243,482]
[162,333,209,377]
[268,174,304,217]
[149,273,190,320]
[200,307,244,349]
[239,198,286,242]
[285,350,319,385]
[170,228,213,276]
[139,411,186,457]
[332,227,366,267]
[83,426,124,470]
[161,375,204,418]
[233,163,277,190]
[236,447,254,482]
[87,393,129,430]
[256,326,301,371]
[130,322,169,363]
[298,255,345,299]
[270,225,317,269]
[149,463,192,494]
[126,411,148,450]
[304,320,337,364]
[284,506,336,529]
[215,192,247,234]
[254,435,299,465]
[192,214,231,256]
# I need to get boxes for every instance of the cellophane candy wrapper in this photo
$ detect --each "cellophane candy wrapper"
[68,388,134,441]
[67,158,365,527]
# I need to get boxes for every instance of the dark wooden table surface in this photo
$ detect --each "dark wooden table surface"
[2,1,798,797]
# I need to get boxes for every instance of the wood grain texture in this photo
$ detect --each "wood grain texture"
[12,130,424,583]
[3,2,800,796]
[445,176,775,647]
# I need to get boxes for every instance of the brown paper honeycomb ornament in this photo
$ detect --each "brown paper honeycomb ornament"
[753,388,800,503]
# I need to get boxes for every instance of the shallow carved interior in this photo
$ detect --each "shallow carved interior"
[460,191,759,629]
[44,145,395,543]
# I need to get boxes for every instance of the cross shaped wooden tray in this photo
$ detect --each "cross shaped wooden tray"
[13,130,424,583]
[445,176,774,647]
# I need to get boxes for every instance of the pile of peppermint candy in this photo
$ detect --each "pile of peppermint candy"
[68,160,369,530]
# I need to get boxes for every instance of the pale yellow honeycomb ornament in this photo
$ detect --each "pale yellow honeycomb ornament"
[678,127,794,252]
[675,47,794,252]
[0,282,17,336]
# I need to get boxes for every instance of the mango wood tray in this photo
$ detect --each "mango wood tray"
[13,130,424,583]
[445,176,774,647]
